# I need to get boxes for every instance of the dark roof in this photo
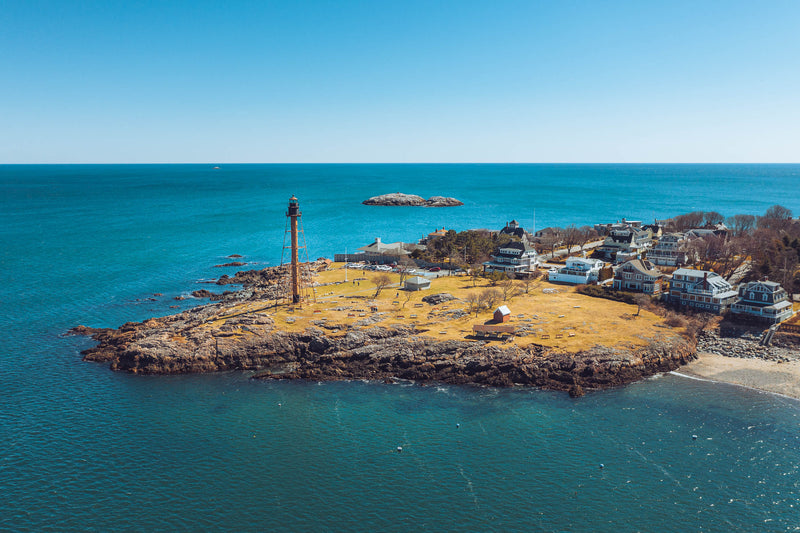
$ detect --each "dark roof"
[500,220,528,239]
[497,241,536,253]
[742,280,783,291]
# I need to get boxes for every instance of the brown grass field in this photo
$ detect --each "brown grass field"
[209,263,690,351]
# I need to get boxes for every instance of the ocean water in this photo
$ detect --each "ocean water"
[2,164,800,531]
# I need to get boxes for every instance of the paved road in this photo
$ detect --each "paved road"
[539,240,604,261]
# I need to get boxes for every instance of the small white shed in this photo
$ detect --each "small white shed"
[404,276,431,291]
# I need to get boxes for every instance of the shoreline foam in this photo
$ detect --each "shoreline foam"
[676,351,800,400]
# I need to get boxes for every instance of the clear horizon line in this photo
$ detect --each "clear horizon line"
[2,161,800,166]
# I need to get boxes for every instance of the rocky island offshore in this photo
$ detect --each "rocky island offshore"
[363,193,463,207]
[72,259,697,397]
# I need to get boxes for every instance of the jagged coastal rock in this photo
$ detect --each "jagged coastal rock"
[362,193,463,207]
[72,316,694,394]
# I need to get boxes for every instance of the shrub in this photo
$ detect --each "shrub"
[576,285,638,305]
[664,314,688,328]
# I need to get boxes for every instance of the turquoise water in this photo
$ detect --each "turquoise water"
[2,164,800,531]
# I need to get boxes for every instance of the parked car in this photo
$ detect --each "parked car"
[429,267,441,272]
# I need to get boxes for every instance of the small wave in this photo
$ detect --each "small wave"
[670,371,800,403]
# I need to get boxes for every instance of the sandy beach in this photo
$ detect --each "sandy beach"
[676,351,800,400]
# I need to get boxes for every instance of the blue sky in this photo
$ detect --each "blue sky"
[1,1,798,163]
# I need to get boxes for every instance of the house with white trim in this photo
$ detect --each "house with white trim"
[596,227,653,262]
[612,259,665,295]
[483,241,539,275]
[730,280,793,324]
[647,232,689,267]
[665,268,738,313]
[548,257,605,284]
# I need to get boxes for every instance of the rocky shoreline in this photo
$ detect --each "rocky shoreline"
[72,319,694,396]
[697,327,800,364]
[362,193,463,207]
[70,263,697,396]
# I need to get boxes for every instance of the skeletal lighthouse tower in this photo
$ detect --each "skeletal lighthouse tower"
[287,196,302,304]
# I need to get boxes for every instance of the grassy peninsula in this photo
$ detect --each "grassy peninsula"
[73,261,696,396]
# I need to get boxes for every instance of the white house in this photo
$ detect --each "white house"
[548,257,605,284]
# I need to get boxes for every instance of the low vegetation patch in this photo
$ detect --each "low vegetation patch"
[576,284,638,305]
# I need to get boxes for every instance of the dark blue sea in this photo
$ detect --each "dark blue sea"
[2,164,800,531]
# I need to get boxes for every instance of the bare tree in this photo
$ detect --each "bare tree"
[563,224,581,253]
[633,294,652,316]
[538,232,561,258]
[465,292,482,317]
[578,226,599,251]
[716,237,748,279]
[703,211,725,226]
[480,288,501,310]
[777,248,798,289]
[693,234,726,264]
[396,256,415,285]
[402,290,413,308]
[758,204,794,232]
[372,273,393,298]
[726,214,756,237]
[765,204,793,220]
[500,278,516,301]
[470,263,484,287]
[672,211,705,231]
[520,271,541,294]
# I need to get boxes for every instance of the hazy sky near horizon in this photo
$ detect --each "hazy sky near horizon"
[2,1,799,163]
